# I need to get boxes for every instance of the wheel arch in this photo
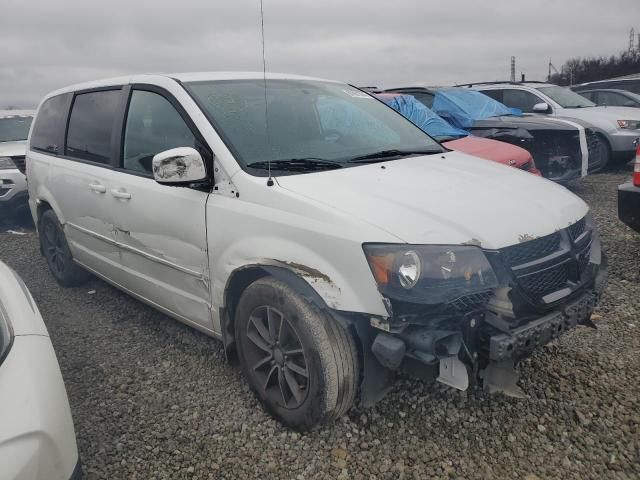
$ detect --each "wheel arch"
[34,190,67,227]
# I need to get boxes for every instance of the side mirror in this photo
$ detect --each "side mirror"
[532,102,551,114]
[152,147,207,185]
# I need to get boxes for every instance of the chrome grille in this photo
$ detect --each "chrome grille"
[498,216,594,303]
[450,291,493,312]
[519,263,569,297]
[568,217,586,241]
[501,232,561,266]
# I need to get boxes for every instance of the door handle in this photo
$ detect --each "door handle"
[110,189,131,200]
[89,183,106,194]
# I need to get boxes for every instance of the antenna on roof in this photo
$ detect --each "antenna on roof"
[259,0,273,187]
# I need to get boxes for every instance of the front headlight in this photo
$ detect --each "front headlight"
[0,305,13,366]
[617,120,640,130]
[363,244,498,304]
[0,157,16,170]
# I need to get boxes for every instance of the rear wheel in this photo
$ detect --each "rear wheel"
[235,277,358,431]
[39,209,90,287]
[594,134,611,170]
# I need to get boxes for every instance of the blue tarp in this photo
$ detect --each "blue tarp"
[431,88,521,129]
[375,93,468,140]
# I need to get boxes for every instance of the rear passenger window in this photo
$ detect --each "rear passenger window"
[502,89,542,113]
[480,90,503,103]
[579,91,595,102]
[66,90,120,164]
[122,90,196,174]
[597,91,627,106]
[30,94,71,154]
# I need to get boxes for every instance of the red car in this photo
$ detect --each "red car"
[375,93,541,176]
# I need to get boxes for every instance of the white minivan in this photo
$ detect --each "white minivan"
[27,73,607,430]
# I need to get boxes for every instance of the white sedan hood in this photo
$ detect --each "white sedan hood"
[276,152,588,249]
[0,140,27,157]
[559,105,640,125]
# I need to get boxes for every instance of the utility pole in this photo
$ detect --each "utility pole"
[510,56,515,82]
[630,28,636,52]
[548,59,559,82]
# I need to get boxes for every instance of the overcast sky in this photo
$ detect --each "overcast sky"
[1,0,637,107]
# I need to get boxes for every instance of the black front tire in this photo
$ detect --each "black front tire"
[235,277,359,431]
[38,209,90,287]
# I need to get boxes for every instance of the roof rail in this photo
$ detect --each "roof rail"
[456,80,549,87]
[384,86,434,92]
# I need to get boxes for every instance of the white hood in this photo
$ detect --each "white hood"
[276,151,588,250]
[0,140,27,157]
[558,105,640,128]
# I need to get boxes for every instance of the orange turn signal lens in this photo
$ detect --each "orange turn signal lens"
[367,253,396,286]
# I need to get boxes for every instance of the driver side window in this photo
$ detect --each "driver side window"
[502,89,543,113]
[123,90,196,174]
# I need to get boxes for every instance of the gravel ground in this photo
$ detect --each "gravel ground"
[1,168,639,480]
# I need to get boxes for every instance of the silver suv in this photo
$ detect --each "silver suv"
[464,82,640,166]
[0,110,33,218]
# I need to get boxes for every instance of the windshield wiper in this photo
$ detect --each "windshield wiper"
[246,158,343,171]
[347,149,440,163]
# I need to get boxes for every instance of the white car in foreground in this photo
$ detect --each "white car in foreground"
[0,261,80,479]
[27,73,606,430]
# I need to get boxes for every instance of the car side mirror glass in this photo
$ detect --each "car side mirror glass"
[152,147,207,185]
[532,102,551,113]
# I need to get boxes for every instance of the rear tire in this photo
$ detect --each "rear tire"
[235,277,359,431]
[595,134,612,170]
[38,209,90,287]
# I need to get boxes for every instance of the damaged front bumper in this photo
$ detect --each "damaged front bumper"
[488,287,600,361]
[354,217,607,403]
[369,271,604,382]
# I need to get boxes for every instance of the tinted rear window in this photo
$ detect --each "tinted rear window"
[30,94,71,154]
[66,90,120,164]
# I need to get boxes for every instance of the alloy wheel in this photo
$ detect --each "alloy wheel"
[244,306,309,409]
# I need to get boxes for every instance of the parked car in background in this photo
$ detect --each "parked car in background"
[372,92,541,176]
[618,144,640,233]
[0,260,81,479]
[465,81,640,165]
[572,73,640,95]
[28,72,606,430]
[0,110,33,218]
[575,89,640,108]
[385,86,594,182]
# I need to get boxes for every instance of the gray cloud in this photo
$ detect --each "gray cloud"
[0,0,637,107]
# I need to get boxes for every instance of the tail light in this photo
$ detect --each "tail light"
[634,144,640,187]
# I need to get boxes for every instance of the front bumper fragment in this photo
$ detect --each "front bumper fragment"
[489,289,598,361]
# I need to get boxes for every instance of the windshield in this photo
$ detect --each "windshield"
[0,116,33,142]
[536,86,595,108]
[184,79,443,172]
